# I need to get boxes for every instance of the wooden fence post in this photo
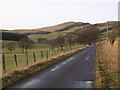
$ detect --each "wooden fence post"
[56,49,57,55]
[68,47,70,51]
[48,51,49,58]
[57,49,59,54]
[33,52,36,63]
[2,54,6,73]
[26,53,28,65]
[46,51,48,59]
[54,49,56,56]
[41,51,43,58]
[49,51,51,58]
[59,48,61,54]
[14,54,18,67]
[52,50,53,57]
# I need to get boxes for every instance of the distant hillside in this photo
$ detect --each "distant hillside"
[55,22,91,32]
[2,21,92,41]
[2,21,119,41]
[93,21,119,29]
[5,21,91,34]
[94,21,119,26]
[34,21,77,32]
[5,22,76,34]
[93,21,119,33]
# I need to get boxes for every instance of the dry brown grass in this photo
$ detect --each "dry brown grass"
[97,26,111,30]
[102,40,118,70]
[34,22,76,32]
[95,39,119,88]
[63,26,84,32]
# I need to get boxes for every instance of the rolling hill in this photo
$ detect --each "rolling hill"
[4,21,90,34]
[2,21,119,41]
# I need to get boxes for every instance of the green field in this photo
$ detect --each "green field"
[2,41,82,73]
[28,32,66,41]
[2,38,53,53]
[2,44,82,74]
[2,34,83,74]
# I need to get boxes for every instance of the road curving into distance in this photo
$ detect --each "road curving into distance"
[8,45,96,88]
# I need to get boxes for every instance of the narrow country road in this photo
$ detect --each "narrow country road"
[8,45,96,88]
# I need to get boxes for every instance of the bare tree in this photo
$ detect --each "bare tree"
[48,38,57,50]
[18,37,34,53]
[76,26,99,45]
[55,35,65,50]
[65,33,77,49]
[7,42,16,53]
[38,37,48,44]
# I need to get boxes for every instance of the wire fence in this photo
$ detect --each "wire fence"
[1,45,82,74]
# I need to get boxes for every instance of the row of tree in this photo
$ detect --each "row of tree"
[38,26,100,50]
[3,37,34,53]
[2,32,27,41]
[3,26,100,53]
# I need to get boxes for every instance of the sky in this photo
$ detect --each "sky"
[0,0,119,30]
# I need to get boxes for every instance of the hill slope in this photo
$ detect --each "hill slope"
[2,21,119,41]
[5,21,91,34]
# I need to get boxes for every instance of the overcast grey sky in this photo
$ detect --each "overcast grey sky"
[0,0,119,30]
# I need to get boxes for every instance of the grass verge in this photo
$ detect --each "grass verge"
[2,46,89,88]
[95,43,119,88]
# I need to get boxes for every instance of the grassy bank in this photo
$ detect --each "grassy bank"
[2,46,89,88]
[95,40,119,88]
